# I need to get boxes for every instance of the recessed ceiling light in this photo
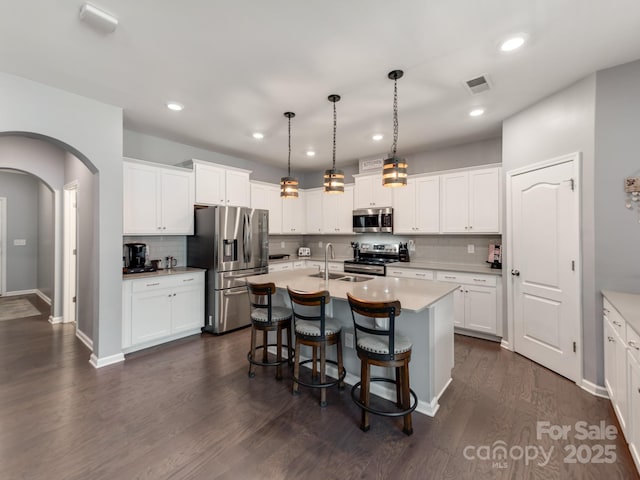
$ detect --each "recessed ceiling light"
[469,108,485,117]
[306,150,316,157]
[500,36,525,52]
[166,102,184,111]
[372,134,384,141]
[252,132,264,139]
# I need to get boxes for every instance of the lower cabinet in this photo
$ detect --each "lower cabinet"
[122,271,204,352]
[629,352,640,468]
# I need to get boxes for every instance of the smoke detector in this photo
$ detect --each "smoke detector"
[464,75,491,95]
[79,3,118,33]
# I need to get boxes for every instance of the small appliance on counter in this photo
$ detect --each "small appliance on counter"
[269,253,290,260]
[297,247,311,257]
[398,242,410,262]
[123,243,156,274]
[350,241,360,261]
[487,243,502,269]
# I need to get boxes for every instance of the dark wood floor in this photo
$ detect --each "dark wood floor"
[1,294,638,480]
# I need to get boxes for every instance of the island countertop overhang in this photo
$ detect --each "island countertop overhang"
[246,268,458,312]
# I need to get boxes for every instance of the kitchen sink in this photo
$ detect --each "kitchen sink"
[307,272,345,280]
[337,275,372,282]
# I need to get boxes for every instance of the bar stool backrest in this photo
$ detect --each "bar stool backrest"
[247,282,276,325]
[347,293,402,361]
[287,287,331,339]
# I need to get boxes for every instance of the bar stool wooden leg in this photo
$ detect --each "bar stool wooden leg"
[276,326,283,380]
[248,326,257,378]
[286,323,293,366]
[395,367,403,407]
[312,346,318,379]
[402,359,413,435]
[360,359,371,431]
[292,341,301,395]
[262,331,268,363]
[319,342,327,407]
[337,334,345,390]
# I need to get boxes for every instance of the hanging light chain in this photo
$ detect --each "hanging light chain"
[287,113,292,176]
[332,99,337,169]
[392,75,399,157]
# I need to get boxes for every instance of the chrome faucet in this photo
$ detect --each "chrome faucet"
[324,243,334,281]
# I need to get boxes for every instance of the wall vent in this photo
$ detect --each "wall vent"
[465,75,491,94]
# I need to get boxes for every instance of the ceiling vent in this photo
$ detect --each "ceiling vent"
[465,75,491,95]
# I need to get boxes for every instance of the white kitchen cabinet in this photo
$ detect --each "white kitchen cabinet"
[604,300,629,433]
[306,260,343,273]
[122,271,204,352]
[440,166,501,234]
[354,174,393,209]
[191,159,251,207]
[628,352,640,470]
[322,185,354,234]
[386,266,434,280]
[123,159,194,235]
[393,175,440,234]
[268,262,293,272]
[436,271,500,336]
[282,191,306,234]
[305,189,323,234]
[251,182,282,234]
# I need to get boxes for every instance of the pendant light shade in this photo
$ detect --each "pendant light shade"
[382,70,408,187]
[280,112,299,198]
[324,94,344,194]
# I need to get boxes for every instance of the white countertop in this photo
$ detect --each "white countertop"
[602,290,640,335]
[122,266,206,280]
[247,267,458,313]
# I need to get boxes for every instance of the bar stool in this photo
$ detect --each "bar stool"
[287,287,346,407]
[247,282,293,380]
[346,292,417,435]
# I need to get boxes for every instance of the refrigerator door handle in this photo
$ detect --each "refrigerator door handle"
[243,211,252,264]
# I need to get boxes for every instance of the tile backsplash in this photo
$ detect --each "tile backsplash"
[123,236,186,267]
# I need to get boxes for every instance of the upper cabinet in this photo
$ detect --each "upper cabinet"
[354,174,393,209]
[440,166,501,234]
[189,159,251,207]
[250,182,306,234]
[393,175,440,234]
[322,185,354,234]
[305,189,323,234]
[123,159,194,235]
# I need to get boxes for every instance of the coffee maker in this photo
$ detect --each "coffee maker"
[123,243,154,274]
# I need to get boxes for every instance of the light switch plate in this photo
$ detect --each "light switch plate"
[467,244,475,254]
[280,241,285,248]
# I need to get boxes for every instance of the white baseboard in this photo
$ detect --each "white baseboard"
[48,315,64,324]
[579,378,609,398]
[89,352,125,369]
[35,290,51,305]
[500,339,514,351]
[76,328,93,351]
[3,289,38,297]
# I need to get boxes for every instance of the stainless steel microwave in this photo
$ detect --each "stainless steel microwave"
[352,207,393,233]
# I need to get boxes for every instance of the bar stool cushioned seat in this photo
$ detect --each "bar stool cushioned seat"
[287,287,346,407]
[347,292,418,435]
[247,282,293,380]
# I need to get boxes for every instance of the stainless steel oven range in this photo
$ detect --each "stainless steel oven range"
[343,243,402,276]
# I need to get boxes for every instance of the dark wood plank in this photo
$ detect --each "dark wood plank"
[0,295,638,479]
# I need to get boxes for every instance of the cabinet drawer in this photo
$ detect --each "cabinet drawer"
[387,268,433,280]
[628,326,640,363]
[604,299,627,343]
[131,277,175,293]
[436,271,497,287]
[293,261,305,269]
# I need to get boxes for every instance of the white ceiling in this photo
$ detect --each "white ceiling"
[2,1,640,172]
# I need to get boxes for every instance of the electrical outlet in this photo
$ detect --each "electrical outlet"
[280,241,285,248]
[318,241,323,248]
[345,332,354,349]
[467,244,475,254]
[13,239,26,246]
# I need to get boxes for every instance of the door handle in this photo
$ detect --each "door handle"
[511,269,520,276]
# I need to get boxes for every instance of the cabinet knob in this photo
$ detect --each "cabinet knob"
[603,308,610,315]
[469,226,473,230]
[629,340,640,350]
[608,336,615,342]
[613,320,622,327]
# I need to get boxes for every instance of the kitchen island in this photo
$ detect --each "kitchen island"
[246,268,458,416]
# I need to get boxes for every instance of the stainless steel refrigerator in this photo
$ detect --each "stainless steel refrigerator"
[187,205,269,334]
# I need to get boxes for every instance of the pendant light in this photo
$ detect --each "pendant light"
[382,70,408,187]
[323,94,345,194]
[280,111,299,199]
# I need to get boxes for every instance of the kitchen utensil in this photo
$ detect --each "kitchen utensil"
[166,256,177,269]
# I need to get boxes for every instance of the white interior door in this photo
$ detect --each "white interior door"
[509,156,581,382]
[64,185,78,324]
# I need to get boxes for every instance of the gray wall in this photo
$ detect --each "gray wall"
[1,72,123,361]
[594,60,640,294]
[503,75,598,383]
[64,152,97,340]
[37,181,55,301]
[0,171,39,292]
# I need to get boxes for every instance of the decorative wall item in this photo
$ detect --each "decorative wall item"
[624,176,640,222]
